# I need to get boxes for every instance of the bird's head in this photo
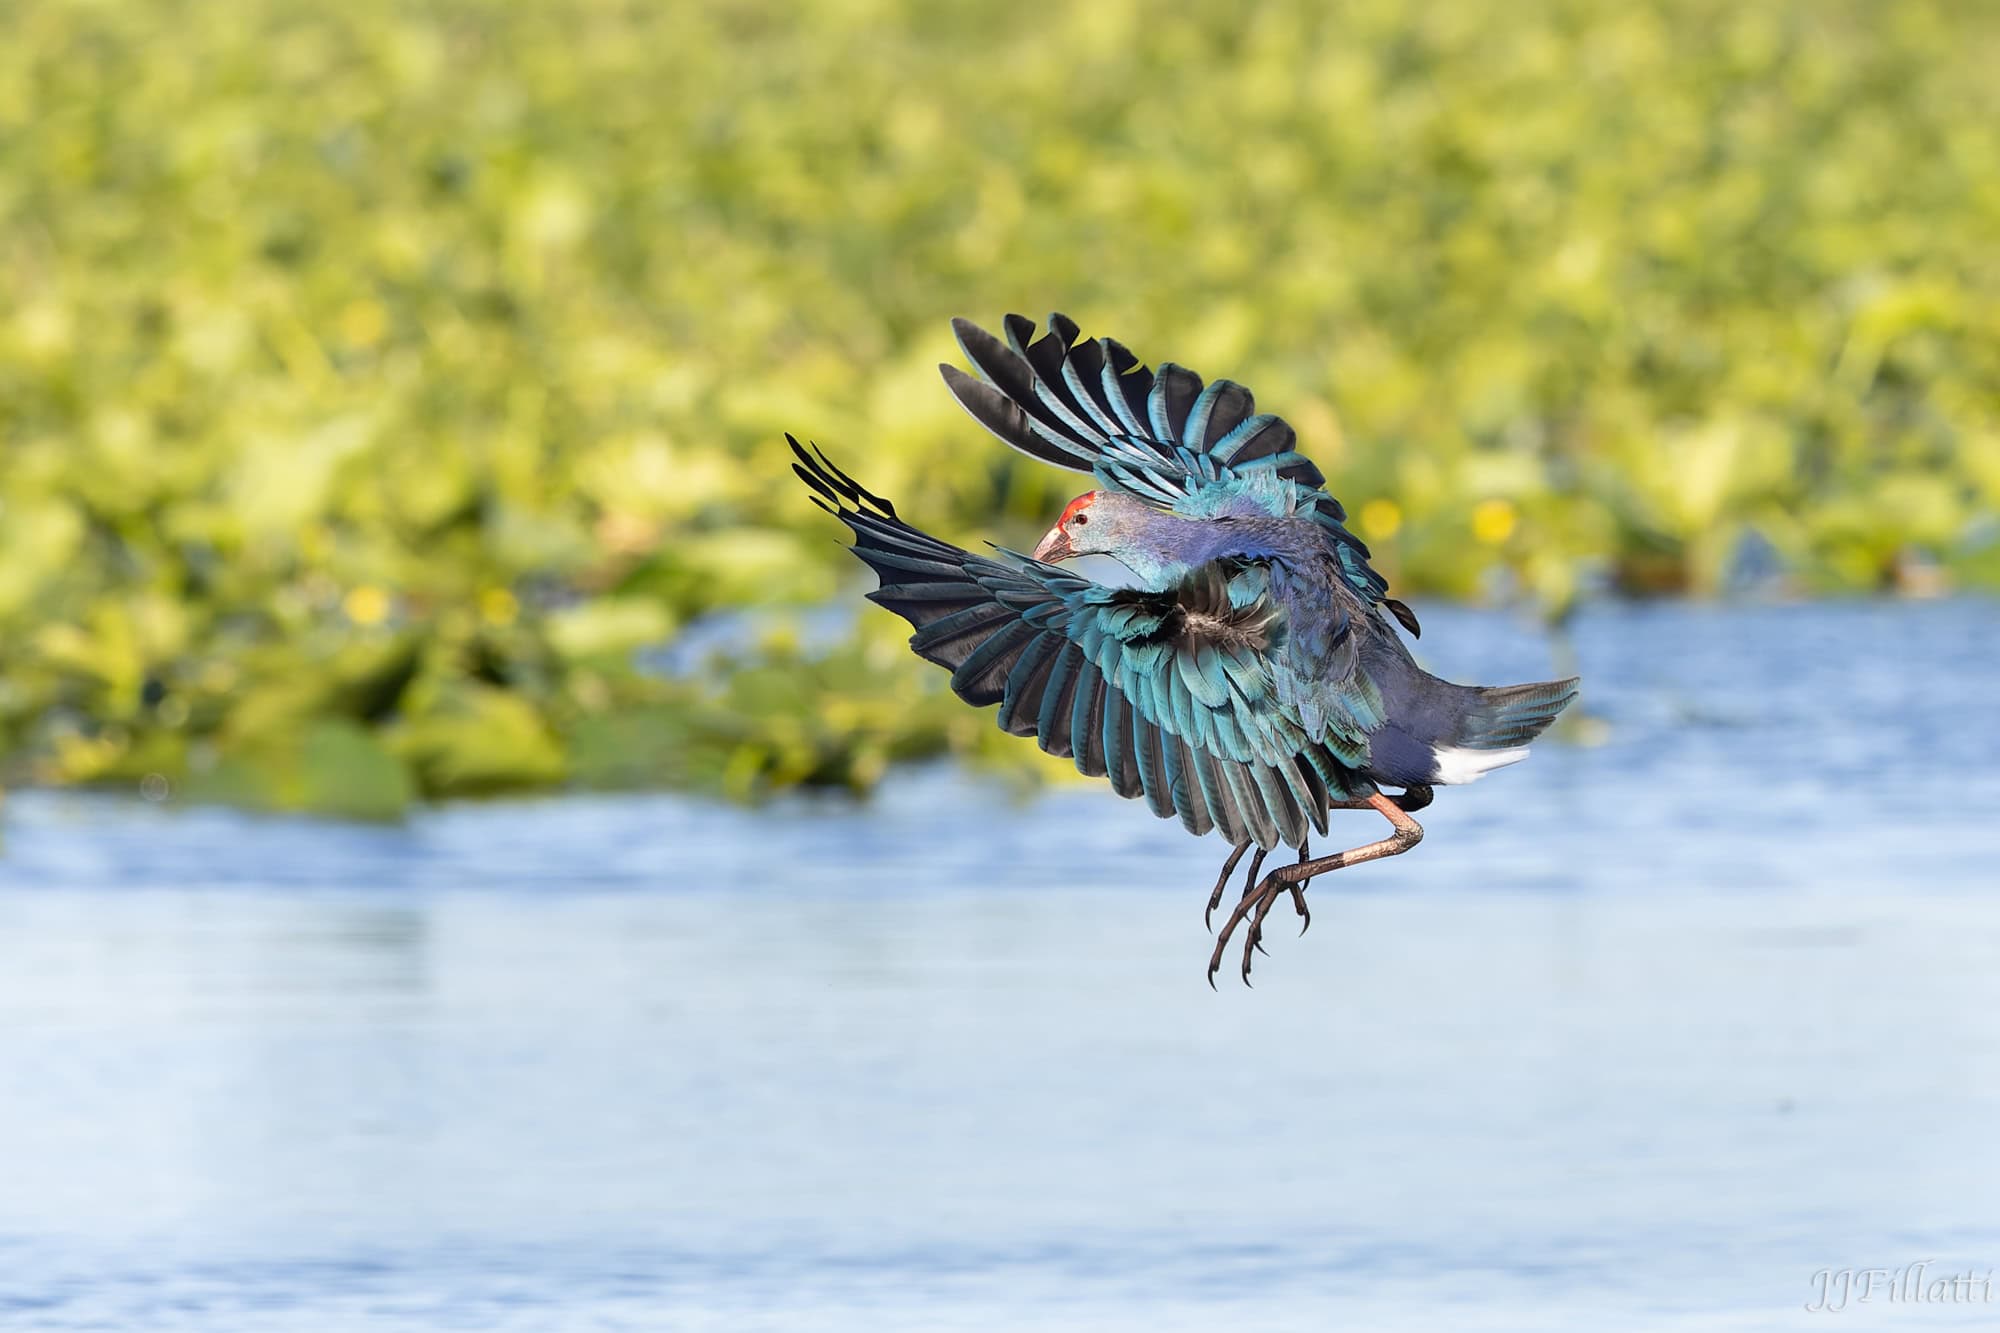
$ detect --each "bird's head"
[1032,491,1155,563]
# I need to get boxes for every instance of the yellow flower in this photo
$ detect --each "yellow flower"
[1359,498,1402,541]
[1472,499,1518,545]
[480,587,520,626]
[337,299,388,349]
[343,585,391,625]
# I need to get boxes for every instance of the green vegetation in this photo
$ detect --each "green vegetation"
[2,0,1996,813]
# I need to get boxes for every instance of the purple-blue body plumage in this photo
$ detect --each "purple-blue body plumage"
[793,313,1579,851]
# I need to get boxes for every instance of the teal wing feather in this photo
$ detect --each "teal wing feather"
[940,312,1419,636]
[793,437,1371,850]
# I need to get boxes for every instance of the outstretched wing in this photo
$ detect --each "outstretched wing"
[793,437,1372,850]
[942,313,1327,500]
[941,313,1419,637]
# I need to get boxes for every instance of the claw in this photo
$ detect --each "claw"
[1243,881,1296,978]
[1209,873,1269,988]
[1289,837,1313,934]
[1205,842,1249,933]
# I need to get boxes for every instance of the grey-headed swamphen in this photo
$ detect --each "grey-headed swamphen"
[792,313,1578,984]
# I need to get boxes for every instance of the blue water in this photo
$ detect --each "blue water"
[2,600,1997,1331]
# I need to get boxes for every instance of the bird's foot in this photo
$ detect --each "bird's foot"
[1208,873,1296,987]
[1204,792,1427,988]
[1204,839,1316,986]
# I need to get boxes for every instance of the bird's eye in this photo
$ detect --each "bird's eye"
[1072,513,1089,527]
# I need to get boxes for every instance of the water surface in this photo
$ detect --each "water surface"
[3,600,1998,1331]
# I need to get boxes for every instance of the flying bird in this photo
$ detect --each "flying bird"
[791,313,1578,984]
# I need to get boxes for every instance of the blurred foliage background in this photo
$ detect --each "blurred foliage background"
[1,0,1996,815]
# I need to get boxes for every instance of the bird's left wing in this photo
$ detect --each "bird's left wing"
[793,438,1368,850]
[942,313,1417,637]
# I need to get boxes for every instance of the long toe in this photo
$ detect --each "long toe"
[1207,889,1262,988]
[1205,843,1249,933]
[1289,839,1314,933]
[1240,848,1269,904]
[1243,883,1293,977]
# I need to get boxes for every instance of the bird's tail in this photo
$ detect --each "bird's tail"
[1450,678,1581,750]
[1417,676,1580,785]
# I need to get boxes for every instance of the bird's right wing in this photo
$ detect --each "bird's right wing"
[793,437,1373,850]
